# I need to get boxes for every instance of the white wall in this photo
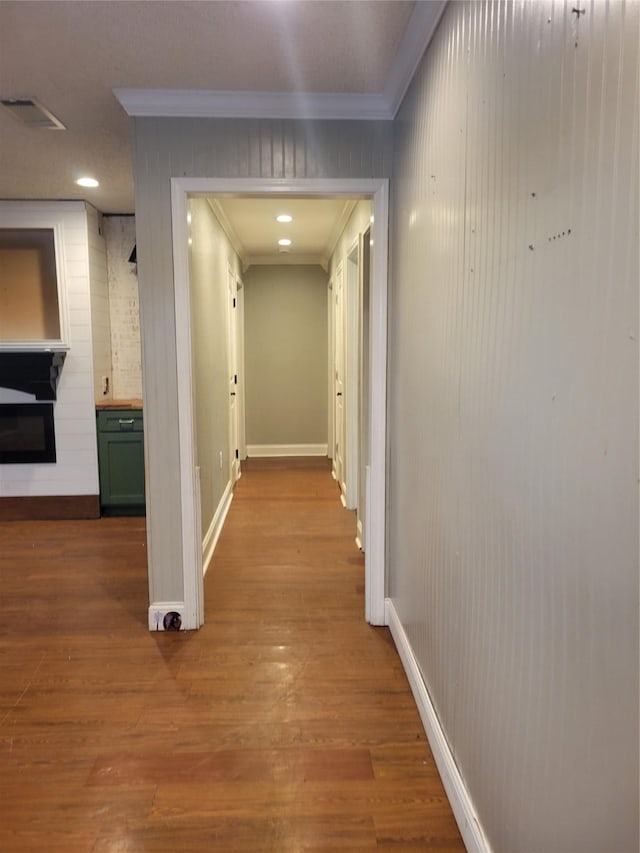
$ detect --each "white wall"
[103,215,142,400]
[389,1,638,850]
[87,205,111,402]
[243,264,328,449]
[0,201,99,498]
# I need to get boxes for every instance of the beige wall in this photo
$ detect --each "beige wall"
[243,264,328,447]
[389,1,638,850]
[188,198,241,538]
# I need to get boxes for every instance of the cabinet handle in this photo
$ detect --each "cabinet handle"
[118,418,135,425]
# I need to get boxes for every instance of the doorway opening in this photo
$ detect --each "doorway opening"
[171,178,389,629]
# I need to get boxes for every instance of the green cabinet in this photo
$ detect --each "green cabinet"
[96,408,145,515]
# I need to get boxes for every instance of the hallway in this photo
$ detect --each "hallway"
[0,458,463,851]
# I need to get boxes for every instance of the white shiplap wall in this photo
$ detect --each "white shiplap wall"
[0,202,99,498]
[389,1,638,851]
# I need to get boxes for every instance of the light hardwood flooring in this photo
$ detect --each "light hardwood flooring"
[0,458,464,852]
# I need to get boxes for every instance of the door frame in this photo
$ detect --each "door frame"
[171,177,389,626]
[333,259,346,498]
[344,237,361,511]
[227,264,241,484]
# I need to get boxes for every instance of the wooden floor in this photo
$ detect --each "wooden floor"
[0,458,464,852]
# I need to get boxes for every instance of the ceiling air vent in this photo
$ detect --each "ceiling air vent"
[0,98,65,130]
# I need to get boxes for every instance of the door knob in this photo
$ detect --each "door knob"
[336,392,343,396]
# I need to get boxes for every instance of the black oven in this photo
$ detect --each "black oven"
[0,403,56,464]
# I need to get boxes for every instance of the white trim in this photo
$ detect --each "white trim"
[202,480,233,576]
[384,1,448,116]
[344,237,360,510]
[0,203,75,352]
[113,6,446,122]
[326,200,358,259]
[244,254,328,272]
[114,89,393,120]
[148,601,186,632]
[207,198,245,259]
[386,599,491,853]
[247,444,327,458]
[171,177,388,629]
[170,185,203,631]
[365,183,388,625]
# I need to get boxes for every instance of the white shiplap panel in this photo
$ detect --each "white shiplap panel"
[0,202,99,498]
[389,1,638,851]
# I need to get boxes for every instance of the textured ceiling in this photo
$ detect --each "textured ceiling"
[211,196,362,269]
[0,0,417,213]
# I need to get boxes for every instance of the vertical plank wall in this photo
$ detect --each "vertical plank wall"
[389,1,638,850]
[131,118,392,604]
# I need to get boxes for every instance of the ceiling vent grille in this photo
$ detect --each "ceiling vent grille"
[0,98,65,130]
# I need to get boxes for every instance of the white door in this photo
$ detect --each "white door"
[228,269,240,483]
[334,262,346,499]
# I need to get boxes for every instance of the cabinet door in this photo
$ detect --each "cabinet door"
[98,431,145,506]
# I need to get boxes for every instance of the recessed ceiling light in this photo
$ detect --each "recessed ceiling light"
[276,214,293,223]
[278,238,292,247]
[76,176,99,188]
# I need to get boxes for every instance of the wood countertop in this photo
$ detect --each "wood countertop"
[95,398,143,410]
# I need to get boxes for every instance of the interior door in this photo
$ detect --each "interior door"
[228,269,240,483]
[334,263,346,499]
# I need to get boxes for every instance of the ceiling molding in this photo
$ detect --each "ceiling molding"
[384,0,448,116]
[327,200,358,259]
[112,2,447,122]
[114,89,393,121]
[244,254,328,273]
[207,198,246,261]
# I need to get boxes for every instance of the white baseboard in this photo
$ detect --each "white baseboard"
[148,601,186,631]
[385,598,491,853]
[202,480,233,576]
[246,443,328,457]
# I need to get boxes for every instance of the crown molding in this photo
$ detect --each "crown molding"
[113,1,447,122]
[114,88,393,121]
[384,0,447,116]
[207,198,245,261]
[244,254,328,272]
[327,200,358,258]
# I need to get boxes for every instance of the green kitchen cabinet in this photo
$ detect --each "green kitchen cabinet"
[96,408,145,515]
